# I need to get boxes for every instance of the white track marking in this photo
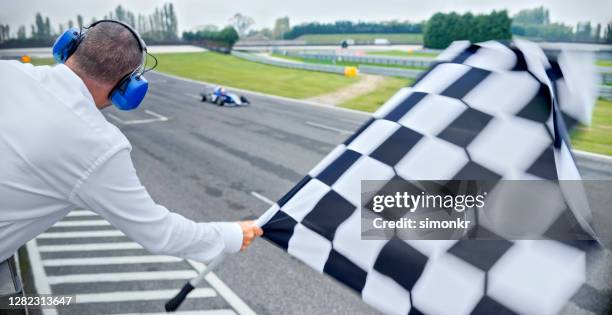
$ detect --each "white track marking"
[38,230,124,239]
[25,240,58,315]
[47,270,197,284]
[38,242,142,252]
[42,255,181,267]
[305,121,352,135]
[66,210,97,217]
[111,310,236,315]
[52,220,111,227]
[144,109,169,120]
[250,191,275,206]
[188,260,257,315]
[107,110,169,125]
[76,288,215,303]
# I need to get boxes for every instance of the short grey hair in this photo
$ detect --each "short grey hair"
[70,22,143,85]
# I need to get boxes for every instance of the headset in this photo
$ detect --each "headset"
[52,19,157,110]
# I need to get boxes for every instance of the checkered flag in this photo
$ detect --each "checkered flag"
[257,40,599,315]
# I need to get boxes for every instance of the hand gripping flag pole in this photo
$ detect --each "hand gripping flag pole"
[165,207,278,312]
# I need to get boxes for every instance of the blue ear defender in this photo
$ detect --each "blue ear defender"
[51,20,154,111]
[52,27,81,63]
[110,73,149,111]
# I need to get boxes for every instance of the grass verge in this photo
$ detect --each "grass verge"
[339,77,413,112]
[152,52,359,99]
[571,99,612,156]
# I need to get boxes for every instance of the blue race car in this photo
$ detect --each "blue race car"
[200,86,250,106]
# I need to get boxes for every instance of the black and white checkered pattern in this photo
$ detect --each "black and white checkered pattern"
[259,40,598,315]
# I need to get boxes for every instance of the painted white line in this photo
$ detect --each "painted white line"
[188,260,256,315]
[25,240,58,315]
[38,242,142,252]
[66,210,97,217]
[106,110,170,125]
[47,270,197,284]
[38,230,124,239]
[305,121,352,135]
[144,109,169,121]
[250,191,275,206]
[42,255,182,267]
[53,220,110,227]
[111,310,236,315]
[76,288,215,303]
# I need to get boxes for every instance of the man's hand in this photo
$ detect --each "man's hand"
[238,221,263,251]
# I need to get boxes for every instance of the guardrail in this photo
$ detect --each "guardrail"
[231,51,345,74]
[358,65,422,78]
[272,49,612,84]
[232,51,612,99]
[275,49,433,69]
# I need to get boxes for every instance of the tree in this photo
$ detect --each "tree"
[68,20,74,29]
[229,13,254,38]
[513,6,549,25]
[17,25,26,39]
[77,14,84,28]
[44,17,51,37]
[273,17,290,39]
[594,23,601,42]
[575,21,592,41]
[605,22,612,44]
[424,10,511,48]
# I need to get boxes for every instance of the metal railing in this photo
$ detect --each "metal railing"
[231,51,345,74]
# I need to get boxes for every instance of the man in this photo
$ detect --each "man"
[0,21,262,264]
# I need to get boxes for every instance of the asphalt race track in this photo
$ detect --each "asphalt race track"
[26,71,612,315]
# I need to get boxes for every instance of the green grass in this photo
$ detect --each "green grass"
[596,60,612,67]
[297,33,423,45]
[571,99,612,156]
[30,58,54,66]
[340,77,413,112]
[367,50,438,58]
[271,53,427,70]
[153,52,359,99]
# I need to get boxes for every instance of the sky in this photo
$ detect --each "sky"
[0,0,611,36]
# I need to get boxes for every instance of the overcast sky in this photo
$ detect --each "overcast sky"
[1,0,610,36]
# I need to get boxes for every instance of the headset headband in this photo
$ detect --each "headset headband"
[87,19,147,53]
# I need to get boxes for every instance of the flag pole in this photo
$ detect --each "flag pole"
[165,206,278,312]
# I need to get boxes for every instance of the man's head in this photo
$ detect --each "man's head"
[65,21,144,108]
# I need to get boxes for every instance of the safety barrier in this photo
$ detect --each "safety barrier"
[231,51,345,74]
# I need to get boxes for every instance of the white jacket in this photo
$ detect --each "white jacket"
[0,61,242,262]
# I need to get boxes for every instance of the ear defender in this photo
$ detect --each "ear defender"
[52,27,81,63]
[109,73,149,111]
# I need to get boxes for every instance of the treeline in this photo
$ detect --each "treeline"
[283,20,422,39]
[182,27,239,50]
[511,7,612,43]
[104,3,178,42]
[424,11,511,49]
[0,3,179,48]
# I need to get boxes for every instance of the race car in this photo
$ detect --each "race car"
[200,86,250,106]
